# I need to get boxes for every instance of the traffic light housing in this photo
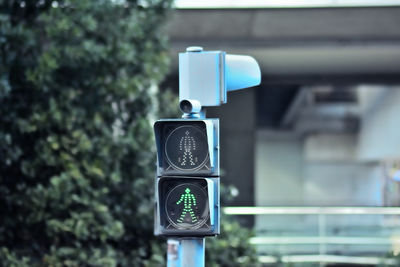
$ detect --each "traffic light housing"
[154,177,219,236]
[154,119,219,177]
[179,49,261,107]
[153,47,260,264]
[154,119,220,236]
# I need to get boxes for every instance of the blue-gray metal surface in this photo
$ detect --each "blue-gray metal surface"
[167,238,205,267]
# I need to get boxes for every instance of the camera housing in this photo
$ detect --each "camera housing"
[180,99,202,114]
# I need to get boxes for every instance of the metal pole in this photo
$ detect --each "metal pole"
[167,238,205,267]
[318,213,327,267]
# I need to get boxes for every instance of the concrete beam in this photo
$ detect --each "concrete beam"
[167,7,400,83]
[168,8,400,43]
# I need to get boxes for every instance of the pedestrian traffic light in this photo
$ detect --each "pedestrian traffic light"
[154,119,219,177]
[154,177,219,236]
[154,119,220,236]
[153,47,261,265]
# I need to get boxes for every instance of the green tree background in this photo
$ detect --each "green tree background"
[0,0,258,266]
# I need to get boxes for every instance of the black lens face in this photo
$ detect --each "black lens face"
[164,125,209,171]
[164,183,209,229]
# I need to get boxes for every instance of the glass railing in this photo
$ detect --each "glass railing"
[224,207,400,265]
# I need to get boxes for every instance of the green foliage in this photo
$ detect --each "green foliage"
[206,215,260,267]
[156,88,180,118]
[378,252,400,266]
[203,183,259,266]
[0,0,260,266]
[0,0,171,265]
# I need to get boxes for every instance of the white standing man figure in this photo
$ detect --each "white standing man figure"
[179,130,196,166]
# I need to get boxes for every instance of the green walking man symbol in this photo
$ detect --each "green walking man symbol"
[176,188,198,223]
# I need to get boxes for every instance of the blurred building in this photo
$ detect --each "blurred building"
[163,2,400,265]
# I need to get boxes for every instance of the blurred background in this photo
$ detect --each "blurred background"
[163,1,400,266]
[2,0,400,266]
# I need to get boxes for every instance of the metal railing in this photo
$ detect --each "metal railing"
[223,207,400,265]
